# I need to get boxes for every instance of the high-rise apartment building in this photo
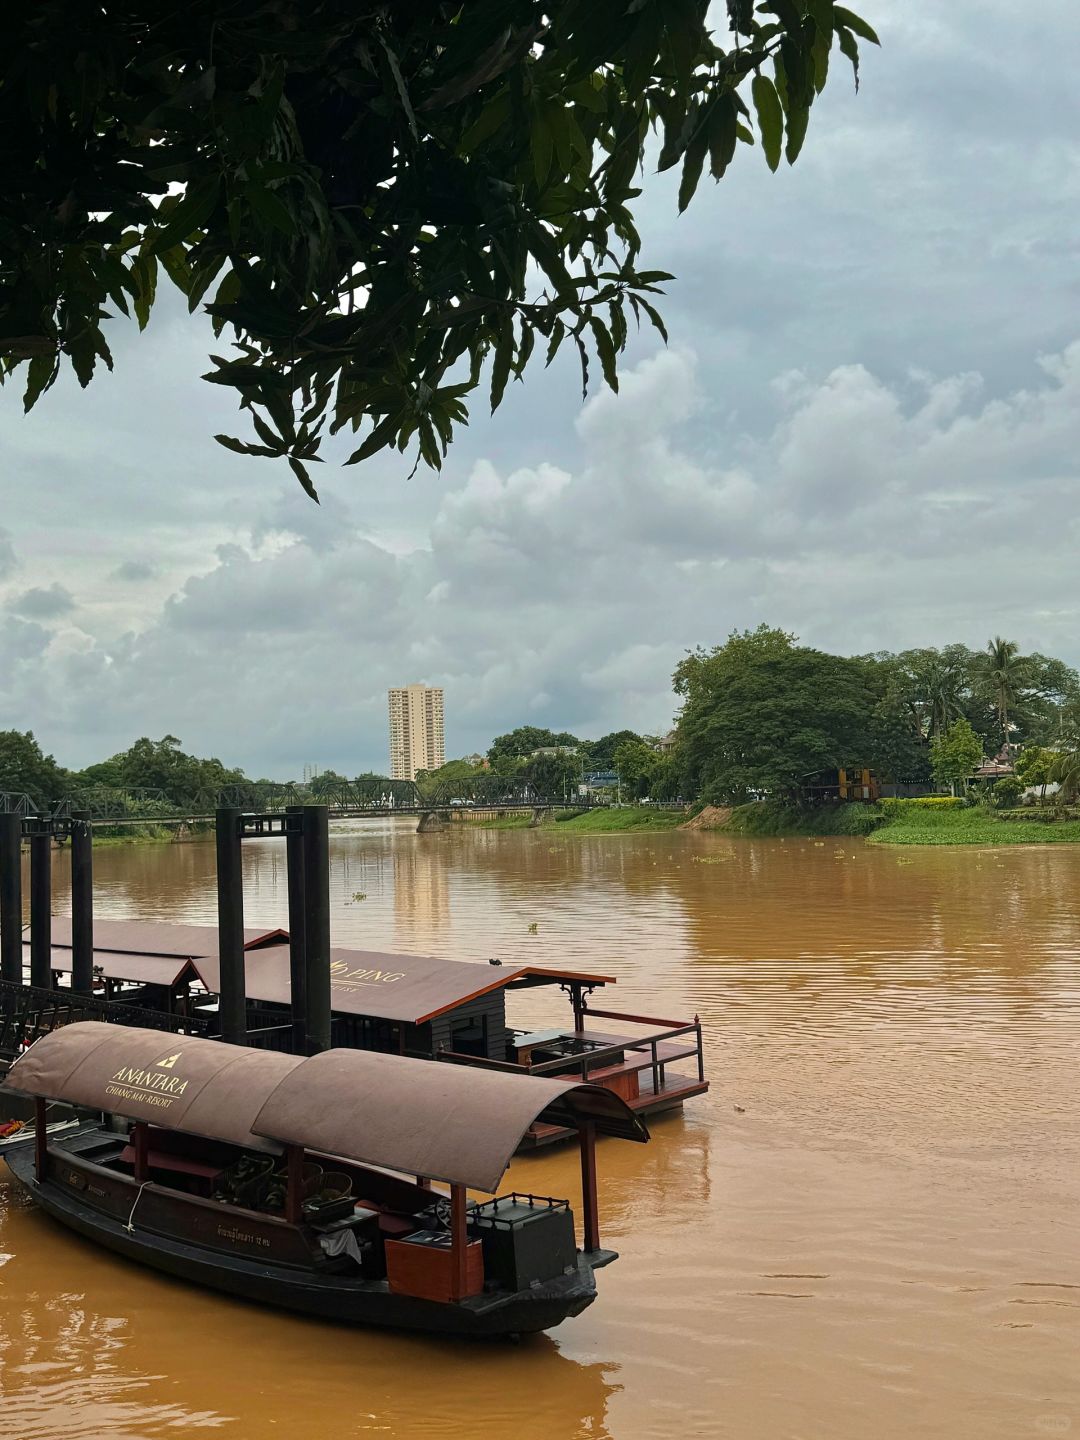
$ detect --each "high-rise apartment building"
[388,684,445,780]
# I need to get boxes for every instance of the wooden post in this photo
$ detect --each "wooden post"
[285,805,307,1052]
[70,811,94,995]
[133,1121,149,1182]
[450,1183,468,1300]
[0,812,22,984]
[215,807,246,1045]
[29,826,52,990]
[285,1144,304,1224]
[578,1121,600,1251]
[302,804,331,1055]
[34,1096,47,1181]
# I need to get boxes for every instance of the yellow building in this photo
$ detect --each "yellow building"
[388,684,445,780]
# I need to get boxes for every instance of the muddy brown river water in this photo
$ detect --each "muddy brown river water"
[1,822,1078,1439]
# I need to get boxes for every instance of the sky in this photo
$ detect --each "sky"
[2,0,1079,777]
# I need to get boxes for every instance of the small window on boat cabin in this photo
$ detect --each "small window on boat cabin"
[449,1013,487,1057]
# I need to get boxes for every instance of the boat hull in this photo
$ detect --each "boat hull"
[4,1142,598,1338]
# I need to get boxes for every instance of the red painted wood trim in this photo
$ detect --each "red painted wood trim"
[450,1184,468,1301]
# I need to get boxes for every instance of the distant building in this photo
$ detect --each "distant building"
[302,763,320,784]
[388,684,446,781]
[461,753,488,769]
[529,745,579,758]
[655,731,677,753]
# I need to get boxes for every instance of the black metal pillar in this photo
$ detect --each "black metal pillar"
[285,804,307,1051]
[0,812,22,984]
[301,804,331,1054]
[30,824,52,990]
[215,807,246,1045]
[70,810,94,995]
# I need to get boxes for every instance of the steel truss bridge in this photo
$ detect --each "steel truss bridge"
[0,777,599,826]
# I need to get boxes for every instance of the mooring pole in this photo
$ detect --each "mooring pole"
[215,807,246,1045]
[285,804,307,1052]
[0,812,22,984]
[29,822,52,990]
[70,809,94,995]
[301,804,331,1055]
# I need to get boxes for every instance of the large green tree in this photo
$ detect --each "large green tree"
[929,717,982,795]
[73,734,246,806]
[0,729,68,804]
[674,630,878,803]
[1,1,876,497]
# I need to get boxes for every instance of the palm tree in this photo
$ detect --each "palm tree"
[907,648,968,740]
[983,636,1030,750]
[1049,747,1080,802]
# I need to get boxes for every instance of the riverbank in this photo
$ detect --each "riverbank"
[474,806,686,833]
[723,799,1080,846]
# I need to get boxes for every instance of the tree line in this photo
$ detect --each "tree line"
[673,626,1080,806]
[5,625,1079,813]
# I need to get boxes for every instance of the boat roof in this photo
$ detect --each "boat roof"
[3,1022,647,1190]
[196,945,614,1025]
[21,918,290,988]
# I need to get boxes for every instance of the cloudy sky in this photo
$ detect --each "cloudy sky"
[2,0,1078,777]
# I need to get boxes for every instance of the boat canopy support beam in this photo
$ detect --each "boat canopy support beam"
[579,1121,600,1251]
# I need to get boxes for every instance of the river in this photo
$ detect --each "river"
[1,822,1078,1439]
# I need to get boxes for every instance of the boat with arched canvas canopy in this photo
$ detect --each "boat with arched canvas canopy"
[1,1021,647,1337]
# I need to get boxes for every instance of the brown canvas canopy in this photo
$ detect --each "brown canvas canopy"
[252,1048,647,1192]
[3,1021,301,1154]
[22,918,289,988]
[196,945,614,1026]
[4,1022,646,1191]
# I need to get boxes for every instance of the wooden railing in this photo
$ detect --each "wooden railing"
[436,1008,705,1095]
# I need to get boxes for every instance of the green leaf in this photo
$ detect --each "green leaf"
[148,179,220,256]
[836,26,861,90]
[23,352,57,412]
[636,295,669,344]
[532,111,554,190]
[677,129,708,212]
[785,104,809,165]
[288,455,320,502]
[751,74,783,172]
[707,98,737,180]
[833,7,880,44]
[589,317,618,393]
[490,325,513,411]
[131,253,158,330]
[214,433,280,458]
[245,182,296,236]
[344,415,399,465]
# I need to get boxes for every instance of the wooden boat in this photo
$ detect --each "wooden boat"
[1,1021,647,1337]
[27,919,709,1145]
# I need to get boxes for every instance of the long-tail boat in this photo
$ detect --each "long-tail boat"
[1,1021,646,1337]
[25,919,709,1145]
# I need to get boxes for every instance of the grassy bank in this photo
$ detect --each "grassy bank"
[475,806,686,833]
[868,807,1080,846]
[727,798,1080,846]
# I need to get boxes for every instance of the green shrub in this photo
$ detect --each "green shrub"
[879,795,963,815]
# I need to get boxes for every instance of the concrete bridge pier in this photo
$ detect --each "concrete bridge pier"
[417,811,446,834]
[529,807,552,827]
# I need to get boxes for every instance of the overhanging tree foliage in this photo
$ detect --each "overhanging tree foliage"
[1,0,876,498]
